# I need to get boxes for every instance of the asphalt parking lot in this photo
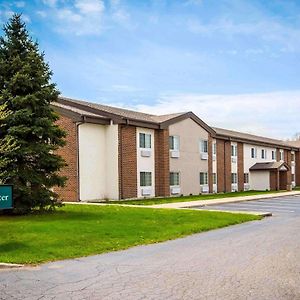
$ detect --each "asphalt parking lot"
[193,195,300,215]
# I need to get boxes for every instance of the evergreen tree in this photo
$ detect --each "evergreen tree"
[0,14,66,214]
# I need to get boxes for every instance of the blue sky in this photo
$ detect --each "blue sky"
[0,0,300,138]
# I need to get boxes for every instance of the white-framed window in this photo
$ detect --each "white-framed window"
[139,133,151,149]
[251,147,257,158]
[292,174,296,182]
[231,144,237,157]
[261,149,267,159]
[279,149,284,161]
[231,173,238,184]
[291,152,295,162]
[200,172,208,185]
[170,172,180,186]
[244,173,249,184]
[213,142,217,155]
[169,136,180,151]
[272,150,276,160]
[140,172,152,187]
[200,140,208,153]
[212,173,217,185]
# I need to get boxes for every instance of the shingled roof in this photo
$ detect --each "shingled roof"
[213,127,295,149]
[249,161,290,171]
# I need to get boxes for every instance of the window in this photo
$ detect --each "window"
[200,172,208,185]
[213,143,217,155]
[170,172,180,186]
[244,173,249,184]
[231,145,237,157]
[139,133,151,148]
[292,174,296,182]
[291,152,295,162]
[212,173,217,185]
[272,150,276,160]
[279,150,284,161]
[251,147,257,158]
[231,173,237,184]
[140,172,152,187]
[261,149,266,159]
[169,136,180,150]
[200,140,208,153]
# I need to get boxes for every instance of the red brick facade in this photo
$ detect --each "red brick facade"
[296,152,300,186]
[118,125,137,199]
[154,129,170,197]
[237,142,244,191]
[208,136,213,193]
[216,139,231,192]
[54,114,78,202]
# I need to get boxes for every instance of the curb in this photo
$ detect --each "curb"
[0,263,24,269]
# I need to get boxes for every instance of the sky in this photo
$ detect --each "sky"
[0,0,300,139]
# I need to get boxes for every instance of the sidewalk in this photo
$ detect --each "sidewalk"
[149,191,300,209]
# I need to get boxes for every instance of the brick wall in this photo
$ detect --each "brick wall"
[208,136,213,193]
[296,152,300,186]
[54,114,78,202]
[216,139,231,192]
[155,129,170,197]
[118,125,137,199]
[216,139,225,192]
[237,142,244,191]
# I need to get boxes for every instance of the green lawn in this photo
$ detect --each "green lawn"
[104,190,284,206]
[0,204,260,264]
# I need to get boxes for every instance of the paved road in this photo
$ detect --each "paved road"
[193,194,300,215]
[1,196,300,300]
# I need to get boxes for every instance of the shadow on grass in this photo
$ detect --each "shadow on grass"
[0,241,29,253]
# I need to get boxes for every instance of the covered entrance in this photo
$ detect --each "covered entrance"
[249,162,291,191]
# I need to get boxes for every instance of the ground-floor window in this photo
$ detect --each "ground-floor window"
[140,172,152,187]
[212,173,217,185]
[231,173,238,184]
[170,172,180,186]
[292,174,296,182]
[244,173,249,184]
[200,172,208,185]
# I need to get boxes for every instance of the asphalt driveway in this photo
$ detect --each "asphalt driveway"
[1,195,300,300]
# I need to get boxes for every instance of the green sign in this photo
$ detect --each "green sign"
[0,185,13,210]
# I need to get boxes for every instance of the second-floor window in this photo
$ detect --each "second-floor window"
[169,136,180,151]
[272,150,276,160]
[200,140,208,153]
[291,152,295,162]
[139,133,151,149]
[279,150,284,161]
[231,145,237,157]
[251,147,257,158]
[213,142,217,155]
[261,149,267,159]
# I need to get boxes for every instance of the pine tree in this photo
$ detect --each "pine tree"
[0,14,66,214]
[0,103,18,172]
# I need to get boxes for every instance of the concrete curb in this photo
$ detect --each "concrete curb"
[0,263,24,269]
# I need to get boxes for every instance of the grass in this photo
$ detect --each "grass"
[0,204,260,264]
[104,190,284,206]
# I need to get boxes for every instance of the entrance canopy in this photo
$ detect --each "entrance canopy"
[249,161,290,172]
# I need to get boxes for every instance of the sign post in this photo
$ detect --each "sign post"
[0,185,13,210]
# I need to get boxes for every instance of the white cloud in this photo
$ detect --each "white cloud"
[131,91,300,139]
[187,18,300,53]
[14,1,25,8]
[42,0,106,35]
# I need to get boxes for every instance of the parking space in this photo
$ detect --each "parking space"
[193,195,300,215]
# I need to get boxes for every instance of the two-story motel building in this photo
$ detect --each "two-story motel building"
[52,97,300,202]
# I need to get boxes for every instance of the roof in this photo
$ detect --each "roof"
[53,96,299,150]
[58,96,187,124]
[55,96,215,133]
[213,127,294,149]
[249,161,290,171]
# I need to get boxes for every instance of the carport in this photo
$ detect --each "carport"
[249,162,291,191]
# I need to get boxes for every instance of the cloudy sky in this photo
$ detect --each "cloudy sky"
[0,0,300,139]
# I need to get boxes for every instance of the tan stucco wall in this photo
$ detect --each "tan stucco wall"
[169,118,209,196]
